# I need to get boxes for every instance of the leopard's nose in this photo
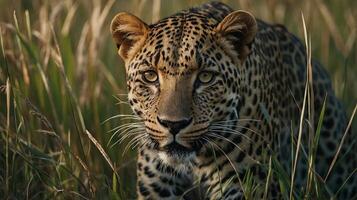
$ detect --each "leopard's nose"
[157,117,192,135]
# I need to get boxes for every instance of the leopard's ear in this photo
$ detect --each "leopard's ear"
[214,11,257,63]
[110,12,149,62]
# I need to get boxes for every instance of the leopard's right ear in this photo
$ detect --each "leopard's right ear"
[110,12,149,62]
[214,11,257,64]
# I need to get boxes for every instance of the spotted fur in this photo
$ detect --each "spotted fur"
[110,2,356,199]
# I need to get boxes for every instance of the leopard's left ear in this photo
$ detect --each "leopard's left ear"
[110,12,149,63]
[214,11,257,63]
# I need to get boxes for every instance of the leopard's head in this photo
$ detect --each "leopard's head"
[110,9,257,161]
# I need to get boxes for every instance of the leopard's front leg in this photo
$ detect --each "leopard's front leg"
[200,171,245,200]
[200,166,281,200]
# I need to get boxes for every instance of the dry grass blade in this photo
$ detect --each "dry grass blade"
[324,104,357,181]
[135,0,148,17]
[1,21,10,195]
[345,12,356,54]
[289,13,310,200]
[25,10,31,40]
[61,3,78,36]
[334,168,357,198]
[314,0,347,56]
[50,26,86,132]
[203,137,246,198]
[263,156,272,200]
[85,130,119,179]
[304,10,315,195]
[5,78,10,196]
[152,0,161,23]
[73,153,95,196]
[13,12,62,132]
[290,80,308,200]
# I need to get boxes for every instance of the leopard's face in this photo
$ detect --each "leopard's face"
[111,10,257,161]
[127,32,237,158]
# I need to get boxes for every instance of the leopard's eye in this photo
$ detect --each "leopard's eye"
[142,70,158,83]
[198,71,215,84]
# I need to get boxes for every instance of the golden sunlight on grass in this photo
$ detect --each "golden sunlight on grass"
[0,0,356,199]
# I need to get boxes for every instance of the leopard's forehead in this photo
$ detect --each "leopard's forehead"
[133,10,230,75]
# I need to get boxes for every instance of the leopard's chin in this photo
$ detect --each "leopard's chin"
[157,142,197,167]
[158,151,196,168]
[160,142,193,155]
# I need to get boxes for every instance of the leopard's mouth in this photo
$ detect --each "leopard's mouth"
[159,141,193,156]
[147,125,208,157]
[157,139,205,157]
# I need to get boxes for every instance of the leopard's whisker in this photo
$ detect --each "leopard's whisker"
[213,119,261,123]
[210,124,259,135]
[138,139,150,151]
[106,123,143,135]
[202,137,245,196]
[134,137,151,152]
[122,134,147,156]
[110,131,142,148]
[113,126,145,141]
[115,93,128,96]
[121,134,143,152]
[116,125,145,136]
[115,99,130,106]
[209,127,271,152]
[115,102,130,106]
[209,128,253,142]
[113,94,129,101]
[210,125,266,141]
[118,128,146,144]
[200,139,225,196]
[210,124,259,138]
[207,133,261,165]
[127,134,145,149]
[108,125,145,146]
[211,124,260,135]
[102,114,142,124]
[108,122,144,134]
[132,136,147,149]
[108,124,144,144]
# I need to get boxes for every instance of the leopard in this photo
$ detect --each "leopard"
[110,2,356,199]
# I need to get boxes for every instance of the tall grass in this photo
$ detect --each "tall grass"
[0,0,356,199]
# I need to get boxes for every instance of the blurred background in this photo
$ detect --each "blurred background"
[0,0,356,199]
